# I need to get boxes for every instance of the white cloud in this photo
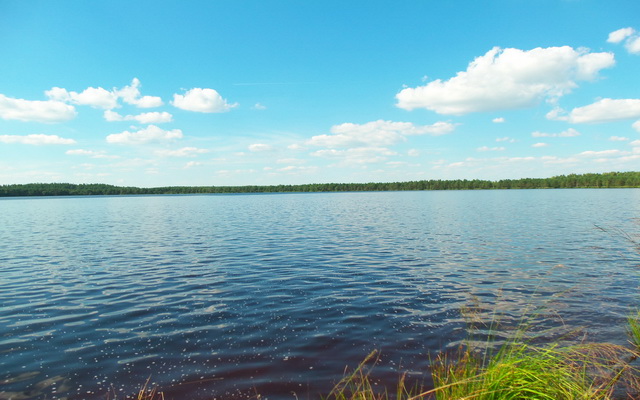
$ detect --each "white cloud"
[579,149,623,157]
[172,88,237,113]
[627,37,640,55]
[609,136,629,141]
[532,142,548,148]
[66,149,119,159]
[607,27,640,54]
[531,128,580,137]
[634,120,640,133]
[549,98,640,123]
[46,86,118,109]
[0,94,76,123]
[106,125,183,144]
[66,149,96,156]
[116,78,163,108]
[477,146,505,152]
[630,140,640,147]
[0,134,76,145]
[311,147,397,165]
[396,46,615,115]
[307,120,455,148]
[274,165,318,174]
[287,143,305,151]
[156,147,209,157]
[492,117,505,123]
[104,110,173,123]
[253,103,267,110]
[47,78,163,110]
[184,161,203,169]
[608,27,635,43]
[496,137,516,143]
[407,149,420,157]
[276,158,305,165]
[248,143,273,152]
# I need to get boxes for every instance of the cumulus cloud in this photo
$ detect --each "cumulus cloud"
[106,125,183,144]
[492,117,505,123]
[172,88,237,113]
[253,103,267,110]
[548,98,640,123]
[609,136,629,141]
[396,46,615,115]
[627,37,640,55]
[0,134,76,145]
[307,120,455,148]
[248,143,273,152]
[607,27,640,54]
[496,137,516,143]
[116,78,163,108]
[156,147,209,157]
[531,128,580,137]
[532,142,548,148]
[46,86,118,109]
[45,78,163,111]
[0,94,77,123]
[104,110,173,123]
[608,27,635,43]
[633,120,640,133]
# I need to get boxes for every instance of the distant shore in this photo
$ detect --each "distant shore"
[1,171,639,197]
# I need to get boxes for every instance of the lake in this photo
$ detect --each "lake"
[1,189,639,399]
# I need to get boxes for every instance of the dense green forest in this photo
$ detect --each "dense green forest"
[1,171,639,197]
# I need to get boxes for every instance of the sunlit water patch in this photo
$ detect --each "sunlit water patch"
[1,190,639,399]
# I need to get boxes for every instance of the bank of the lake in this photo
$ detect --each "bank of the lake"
[1,171,640,197]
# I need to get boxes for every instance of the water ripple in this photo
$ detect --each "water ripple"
[0,190,639,399]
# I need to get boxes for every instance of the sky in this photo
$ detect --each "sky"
[1,0,640,187]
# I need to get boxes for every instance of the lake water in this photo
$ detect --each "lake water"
[1,189,639,399]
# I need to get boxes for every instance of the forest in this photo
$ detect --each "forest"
[1,171,639,197]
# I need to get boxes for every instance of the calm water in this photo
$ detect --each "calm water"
[1,189,639,399]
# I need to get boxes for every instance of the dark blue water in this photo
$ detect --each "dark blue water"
[1,189,639,399]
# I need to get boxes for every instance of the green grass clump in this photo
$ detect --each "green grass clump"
[323,309,640,400]
[419,306,640,400]
[429,341,637,400]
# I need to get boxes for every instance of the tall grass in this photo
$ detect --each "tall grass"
[324,312,640,400]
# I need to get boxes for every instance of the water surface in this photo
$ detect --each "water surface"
[1,189,639,399]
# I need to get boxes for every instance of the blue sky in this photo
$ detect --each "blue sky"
[1,0,639,187]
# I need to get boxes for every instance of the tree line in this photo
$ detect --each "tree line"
[1,171,639,197]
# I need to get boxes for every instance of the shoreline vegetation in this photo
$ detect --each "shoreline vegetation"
[1,171,640,197]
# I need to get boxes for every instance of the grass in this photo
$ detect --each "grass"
[321,297,640,400]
